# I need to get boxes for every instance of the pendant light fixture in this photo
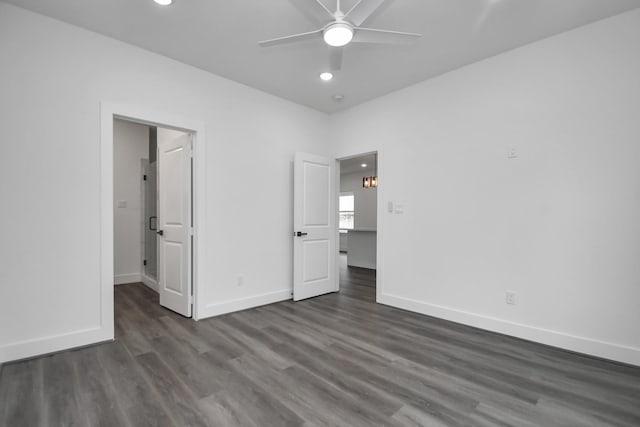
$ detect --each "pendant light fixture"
[362,176,378,188]
[362,153,378,189]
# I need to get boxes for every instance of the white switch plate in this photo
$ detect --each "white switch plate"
[117,200,127,208]
[506,291,516,305]
[387,201,394,213]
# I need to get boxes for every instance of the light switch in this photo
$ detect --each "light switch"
[117,200,127,208]
[387,201,394,213]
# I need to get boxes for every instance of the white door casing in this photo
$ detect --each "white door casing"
[157,128,192,317]
[293,152,337,301]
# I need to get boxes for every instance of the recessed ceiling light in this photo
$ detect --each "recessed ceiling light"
[323,23,354,47]
[361,163,368,168]
[154,0,173,5]
[320,72,333,81]
[333,94,344,102]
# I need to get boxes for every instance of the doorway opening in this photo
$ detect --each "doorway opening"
[100,102,207,344]
[337,152,378,302]
[113,118,194,319]
[113,120,158,290]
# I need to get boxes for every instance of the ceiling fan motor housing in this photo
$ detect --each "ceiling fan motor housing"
[323,22,354,47]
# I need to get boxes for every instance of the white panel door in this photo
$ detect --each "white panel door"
[157,128,192,317]
[293,152,337,301]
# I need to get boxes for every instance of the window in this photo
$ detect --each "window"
[339,193,354,230]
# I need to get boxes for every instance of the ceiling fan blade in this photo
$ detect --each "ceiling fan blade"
[259,29,323,47]
[288,0,337,25]
[329,46,343,71]
[314,0,336,19]
[343,0,384,26]
[352,27,421,44]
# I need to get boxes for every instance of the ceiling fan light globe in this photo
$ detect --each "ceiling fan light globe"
[153,0,173,5]
[323,23,354,47]
[320,72,334,81]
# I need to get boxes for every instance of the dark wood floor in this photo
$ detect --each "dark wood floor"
[2,256,640,426]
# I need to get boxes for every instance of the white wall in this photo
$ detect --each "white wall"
[113,119,149,284]
[331,10,640,366]
[340,169,377,231]
[346,231,377,270]
[2,3,639,367]
[0,3,330,363]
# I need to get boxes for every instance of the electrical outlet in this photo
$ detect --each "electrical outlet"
[506,291,516,305]
[237,275,244,287]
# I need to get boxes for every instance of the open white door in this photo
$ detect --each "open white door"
[293,152,337,301]
[157,128,192,317]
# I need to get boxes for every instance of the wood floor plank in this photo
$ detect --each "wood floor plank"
[199,352,305,426]
[279,362,393,427]
[71,346,130,427]
[392,405,453,427]
[224,353,335,427]
[41,352,84,426]
[212,318,294,370]
[147,334,221,399]
[1,255,639,426]
[135,352,209,427]
[0,358,43,427]
[267,338,404,417]
[158,315,213,354]
[197,393,260,427]
[97,340,176,426]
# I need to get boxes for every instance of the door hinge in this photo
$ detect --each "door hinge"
[143,174,147,181]
[143,259,147,266]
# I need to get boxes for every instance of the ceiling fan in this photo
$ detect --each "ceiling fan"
[258,0,421,71]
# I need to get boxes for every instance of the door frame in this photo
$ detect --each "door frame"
[140,158,158,292]
[335,149,384,303]
[100,102,206,339]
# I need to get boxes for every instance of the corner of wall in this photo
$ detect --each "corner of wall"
[199,289,292,319]
[379,293,640,367]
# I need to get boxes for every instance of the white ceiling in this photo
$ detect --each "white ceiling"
[340,153,377,175]
[5,0,639,113]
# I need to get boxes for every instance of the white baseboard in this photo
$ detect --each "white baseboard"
[379,293,640,367]
[114,273,141,285]
[347,261,376,269]
[0,326,113,364]
[141,274,158,293]
[199,289,292,319]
